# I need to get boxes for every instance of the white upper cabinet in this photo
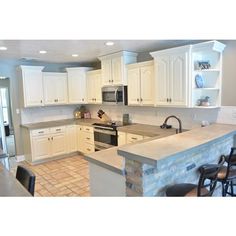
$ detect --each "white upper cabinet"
[127,61,154,106]
[18,66,44,107]
[99,51,138,86]
[66,67,92,104]
[43,72,68,105]
[150,46,190,107]
[86,70,102,104]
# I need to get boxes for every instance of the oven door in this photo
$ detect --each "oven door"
[94,127,118,149]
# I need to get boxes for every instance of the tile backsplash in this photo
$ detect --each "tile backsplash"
[21,104,236,129]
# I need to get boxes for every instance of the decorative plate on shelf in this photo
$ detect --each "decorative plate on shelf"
[195,74,204,88]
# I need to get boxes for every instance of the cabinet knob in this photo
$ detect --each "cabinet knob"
[140,98,143,102]
[40,100,43,103]
[137,98,139,102]
[167,98,169,102]
[82,98,84,101]
[87,148,91,151]
[48,138,50,141]
[51,137,53,140]
[169,98,172,103]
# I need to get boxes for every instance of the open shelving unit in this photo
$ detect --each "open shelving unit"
[190,41,226,108]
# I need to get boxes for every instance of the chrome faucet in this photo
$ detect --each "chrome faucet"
[160,115,183,134]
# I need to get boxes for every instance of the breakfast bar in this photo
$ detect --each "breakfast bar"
[86,124,236,196]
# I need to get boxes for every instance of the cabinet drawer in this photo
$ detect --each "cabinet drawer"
[31,128,50,136]
[84,143,95,154]
[84,132,94,144]
[50,126,65,133]
[82,126,93,133]
[127,133,143,144]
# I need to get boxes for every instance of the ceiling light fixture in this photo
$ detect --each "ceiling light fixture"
[39,50,47,54]
[0,46,7,50]
[72,54,79,57]
[105,41,114,46]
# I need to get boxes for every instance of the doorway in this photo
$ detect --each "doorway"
[0,77,16,157]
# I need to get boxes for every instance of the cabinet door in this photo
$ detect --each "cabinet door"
[22,68,44,107]
[155,56,170,106]
[66,125,77,153]
[77,126,84,152]
[118,132,126,146]
[169,52,189,107]
[140,65,154,105]
[86,73,95,103]
[31,135,51,161]
[94,71,102,104]
[112,57,123,84]
[101,59,112,85]
[43,73,68,105]
[51,133,66,157]
[67,69,87,104]
[127,67,140,105]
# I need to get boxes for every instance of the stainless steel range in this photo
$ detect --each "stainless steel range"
[92,121,123,151]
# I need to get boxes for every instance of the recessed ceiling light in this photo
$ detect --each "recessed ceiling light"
[0,46,7,51]
[39,50,47,54]
[72,54,79,57]
[105,41,114,46]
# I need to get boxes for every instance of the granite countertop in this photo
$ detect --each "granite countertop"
[118,123,236,166]
[21,118,101,130]
[84,147,125,175]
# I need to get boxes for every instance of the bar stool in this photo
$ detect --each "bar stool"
[215,147,236,196]
[166,157,225,197]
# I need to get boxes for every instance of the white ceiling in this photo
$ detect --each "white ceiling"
[0,40,202,64]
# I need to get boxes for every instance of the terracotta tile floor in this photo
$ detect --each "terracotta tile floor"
[14,155,90,197]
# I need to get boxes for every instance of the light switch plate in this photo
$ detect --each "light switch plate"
[232,109,236,119]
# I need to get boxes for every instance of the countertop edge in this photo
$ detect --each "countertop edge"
[118,127,236,166]
[84,155,124,176]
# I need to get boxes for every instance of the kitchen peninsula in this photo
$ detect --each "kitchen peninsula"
[85,123,236,196]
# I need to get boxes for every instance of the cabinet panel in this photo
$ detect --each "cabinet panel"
[31,135,51,161]
[140,65,154,105]
[155,57,169,105]
[66,125,77,153]
[101,59,112,85]
[169,52,188,106]
[43,73,68,105]
[21,67,44,107]
[112,57,123,84]
[87,70,102,104]
[127,67,140,105]
[51,133,66,157]
[77,126,84,152]
[118,132,126,146]
[67,69,88,104]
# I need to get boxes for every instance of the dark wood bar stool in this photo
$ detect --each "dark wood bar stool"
[166,157,225,197]
[215,148,236,196]
[16,166,36,196]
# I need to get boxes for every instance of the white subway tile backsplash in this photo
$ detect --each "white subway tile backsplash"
[21,104,236,129]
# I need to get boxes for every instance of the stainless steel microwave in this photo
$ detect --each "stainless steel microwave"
[102,85,127,105]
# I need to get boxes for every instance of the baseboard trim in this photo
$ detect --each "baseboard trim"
[15,155,25,162]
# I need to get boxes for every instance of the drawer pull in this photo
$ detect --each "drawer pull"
[86,128,90,131]
[86,137,90,140]
[87,148,91,151]
[131,137,138,140]
[56,129,61,131]
[38,131,44,134]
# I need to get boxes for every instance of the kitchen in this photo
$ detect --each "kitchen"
[0,39,236,199]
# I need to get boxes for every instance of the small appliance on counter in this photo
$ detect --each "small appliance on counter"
[73,105,86,119]
[122,113,130,125]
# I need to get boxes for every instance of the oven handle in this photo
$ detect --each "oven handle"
[115,88,118,104]
[94,128,117,136]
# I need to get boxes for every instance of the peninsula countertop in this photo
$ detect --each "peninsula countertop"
[118,123,236,166]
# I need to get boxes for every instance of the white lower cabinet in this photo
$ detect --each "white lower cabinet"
[30,126,67,162]
[66,125,77,153]
[118,132,148,146]
[31,135,51,161]
[77,125,95,154]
